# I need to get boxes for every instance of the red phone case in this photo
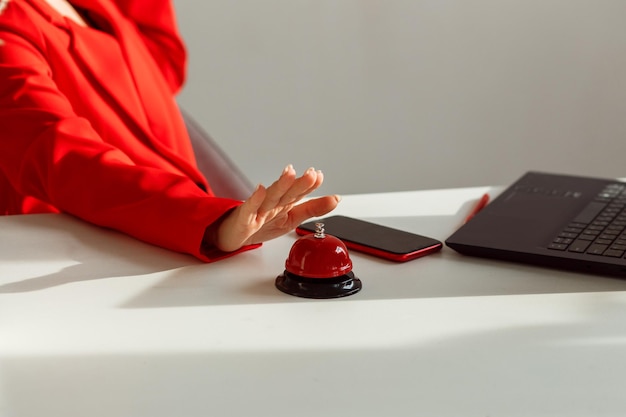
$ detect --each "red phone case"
[295,225,442,262]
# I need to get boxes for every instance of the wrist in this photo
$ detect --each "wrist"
[200,208,235,254]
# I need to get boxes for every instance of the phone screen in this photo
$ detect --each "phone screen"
[296,215,442,262]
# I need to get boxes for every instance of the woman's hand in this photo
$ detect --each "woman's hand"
[213,165,340,252]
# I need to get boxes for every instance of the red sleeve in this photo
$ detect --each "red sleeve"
[0,29,258,262]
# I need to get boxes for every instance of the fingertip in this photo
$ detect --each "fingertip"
[283,164,295,176]
[300,167,315,180]
[315,169,324,185]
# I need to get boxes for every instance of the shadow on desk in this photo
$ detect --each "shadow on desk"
[120,215,626,309]
[2,213,625,305]
[0,214,194,294]
[5,293,626,417]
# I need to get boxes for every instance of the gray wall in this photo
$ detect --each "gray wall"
[174,0,626,195]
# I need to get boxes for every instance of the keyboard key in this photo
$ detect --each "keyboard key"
[568,222,588,228]
[583,230,600,236]
[603,249,624,258]
[568,240,591,253]
[595,238,614,245]
[553,237,573,244]
[548,243,568,251]
[587,244,609,255]
[587,225,605,231]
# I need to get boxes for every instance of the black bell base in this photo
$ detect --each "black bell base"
[275,271,362,299]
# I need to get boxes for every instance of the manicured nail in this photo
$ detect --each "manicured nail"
[283,164,294,175]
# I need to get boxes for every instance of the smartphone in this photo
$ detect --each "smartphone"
[295,215,442,262]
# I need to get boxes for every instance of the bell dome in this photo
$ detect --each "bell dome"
[275,222,361,299]
[284,226,352,278]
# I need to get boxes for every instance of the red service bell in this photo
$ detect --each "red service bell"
[276,222,362,298]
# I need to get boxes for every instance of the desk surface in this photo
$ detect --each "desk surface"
[2,186,626,417]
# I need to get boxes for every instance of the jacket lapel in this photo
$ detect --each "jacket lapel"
[70,26,154,132]
[25,0,208,188]
[27,0,152,137]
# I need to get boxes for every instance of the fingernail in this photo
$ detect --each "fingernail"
[283,164,293,175]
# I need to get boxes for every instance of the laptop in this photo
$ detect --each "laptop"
[445,171,626,276]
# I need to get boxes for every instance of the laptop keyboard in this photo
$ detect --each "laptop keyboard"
[548,183,626,258]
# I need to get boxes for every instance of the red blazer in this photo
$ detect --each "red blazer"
[0,0,256,261]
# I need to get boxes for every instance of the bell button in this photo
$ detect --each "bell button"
[275,222,362,298]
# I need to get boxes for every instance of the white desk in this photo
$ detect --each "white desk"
[3,186,626,417]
